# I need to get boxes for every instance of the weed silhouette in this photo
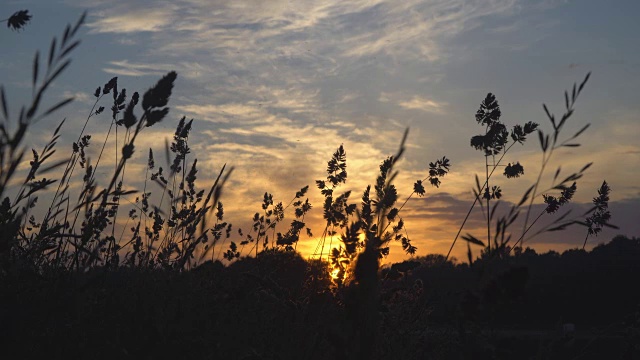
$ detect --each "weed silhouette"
[2,10,31,31]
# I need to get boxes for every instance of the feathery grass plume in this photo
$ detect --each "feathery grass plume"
[449,73,606,262]
[551,181,618,250]
[270,185,313,252]
[318,129,450,357]
[459,93,538,256]
[347,129,407,358]
[131,113,233,270]
[314,144,356,267]
[544,181,618,250]
[68,74,230,271]
[574,181,617,249]
[326,133,450,288]
[1,48,231,272]
[505,73,602,251]
[3,10,31,31]
[234,189,297,259]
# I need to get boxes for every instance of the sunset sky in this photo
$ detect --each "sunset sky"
[1,0,639,264]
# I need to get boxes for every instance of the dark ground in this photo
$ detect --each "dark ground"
[2,235,639,359]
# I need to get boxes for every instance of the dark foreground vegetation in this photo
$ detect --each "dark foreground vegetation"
[2,236,639,359]
[1,11,637,360]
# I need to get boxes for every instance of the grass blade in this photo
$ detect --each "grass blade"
[578,72,591,93]
[538,130,546,152]
[32,51,39,87]
[461,233,485,247]
[38,158,70,176]
[571,123,590,140]
[71,12,87,38]
[543,104,555,129]
[48,38,56,67]
[0,86,9,120]
[59,40,81,60]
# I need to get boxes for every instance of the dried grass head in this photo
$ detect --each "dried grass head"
[7,10,31,31]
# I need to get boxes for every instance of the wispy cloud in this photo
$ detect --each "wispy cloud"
[399,96,447,113]
[176,103,266,123]
[102,60,174,77]
[87,7,175,33]
[62,90,92,104]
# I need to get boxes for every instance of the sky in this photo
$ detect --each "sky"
[1,0,639,264]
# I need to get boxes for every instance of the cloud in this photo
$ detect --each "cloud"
[116,38,137,46]
[399,96,447,113]
[62,91,92,104]
[102,60,175,77]
[77,0,522,66]
[175,103,266,123]
[87,7,175,33]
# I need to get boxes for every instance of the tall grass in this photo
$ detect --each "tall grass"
[0,11,616,277]
[0,14,233,275]
[447,74,617,262]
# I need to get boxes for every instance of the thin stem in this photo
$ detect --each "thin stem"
[313,226,329,259]
[486,154,491,252]
[294,213,306,252]
[582,232,590,250]
[511,209,545,250]
[45,96,102,225]
[446,141,516,259]
[446,196,480,260]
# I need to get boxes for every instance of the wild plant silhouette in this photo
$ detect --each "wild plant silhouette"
[449,73,617,264]
[0,12,636,360]
[2,10,31,31]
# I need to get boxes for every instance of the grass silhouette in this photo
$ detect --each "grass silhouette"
[448,73,617,263]
[1,9,31,31]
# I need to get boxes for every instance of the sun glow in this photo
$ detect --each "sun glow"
[330,267,341,280]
